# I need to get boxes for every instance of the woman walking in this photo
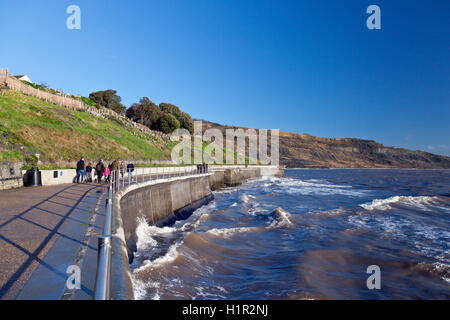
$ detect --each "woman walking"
[95,160,105,183]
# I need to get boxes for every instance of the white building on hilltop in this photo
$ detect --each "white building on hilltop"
[14,75,32,83]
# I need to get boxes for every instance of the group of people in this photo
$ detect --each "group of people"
[76,158,210,184]
[197,163,209,173]
[75,158,135,184]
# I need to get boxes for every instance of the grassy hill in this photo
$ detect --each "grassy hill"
[0,90,175,166]
[3,89,448,169]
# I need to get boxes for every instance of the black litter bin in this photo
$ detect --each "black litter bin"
[25,167,42,187]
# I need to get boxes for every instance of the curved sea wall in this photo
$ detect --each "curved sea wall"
[109,166,283,300]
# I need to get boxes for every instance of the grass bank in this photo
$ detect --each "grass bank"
[0,90,175,165]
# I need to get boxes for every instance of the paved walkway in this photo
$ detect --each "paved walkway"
[0,183,107,300]
[0,171,208,300]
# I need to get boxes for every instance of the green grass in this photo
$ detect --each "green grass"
[21,81,48,91]
[0,90,249,167]
[0,90,174,165]
[80,96,96,107]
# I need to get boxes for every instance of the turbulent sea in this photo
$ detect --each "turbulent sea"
[130,169,450,299]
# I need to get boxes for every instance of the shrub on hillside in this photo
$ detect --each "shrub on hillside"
[156,113,180,133]
[89,89,126,114]
[126,97,194,134]
[159,103,193,134]
[126,97,162,130]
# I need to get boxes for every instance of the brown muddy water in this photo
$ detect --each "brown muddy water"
[130,169,450,299]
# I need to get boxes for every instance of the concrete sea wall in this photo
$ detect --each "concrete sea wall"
[0,162,23,190]
[109,166,283,300]
[0,164,283,190]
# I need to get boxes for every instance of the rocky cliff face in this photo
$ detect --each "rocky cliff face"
[200,120,450,169]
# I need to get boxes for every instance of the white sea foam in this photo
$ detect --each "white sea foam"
[267,208,293,229]
[348,195,450,264]
[135,241,183,272]
[206,207,294,237]
[132,278,160,300]
[194,286,227,299]
[206,226,257,238]
[238,193,250,203]
[360,196,439,211]
[135,217,159,250]
[262,177,366,197]
[309,207,347,217]
[132,199,218,273]
[132,217,180,266]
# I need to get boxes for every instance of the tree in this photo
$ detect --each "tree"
[156,113,180,133]
[159,103,194,133]
[126,97,163,130]
[89,90,126,114]
[126,97,194,134]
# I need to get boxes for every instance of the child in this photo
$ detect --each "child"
[85,163,93,183]
[104,166,111,183]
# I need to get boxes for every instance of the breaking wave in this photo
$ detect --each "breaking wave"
[359,195,445,212]
[132,169,450,300]
[261,177,368,197]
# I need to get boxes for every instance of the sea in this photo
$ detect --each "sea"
[130,169,450,299]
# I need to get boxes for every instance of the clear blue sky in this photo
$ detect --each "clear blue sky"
[1,0,449,155]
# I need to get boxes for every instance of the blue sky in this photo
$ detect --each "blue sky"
[1,0,449,155]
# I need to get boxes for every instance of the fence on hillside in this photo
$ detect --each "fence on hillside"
[0,68,169,141]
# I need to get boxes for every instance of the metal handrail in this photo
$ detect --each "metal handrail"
[92,166,211,300]
[93,173,113,300]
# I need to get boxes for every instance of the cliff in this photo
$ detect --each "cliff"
[200,120,450,169]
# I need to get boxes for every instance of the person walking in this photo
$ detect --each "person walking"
[120,162,125,179]
[127,162,135,181]
[95,160,105,183]
[111,159,121,190]
[104,166,111,183]
[85,162,93,183]
[76,158,85,183]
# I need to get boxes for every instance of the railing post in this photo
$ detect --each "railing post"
[94,173,113,300]
[94,235,111,300]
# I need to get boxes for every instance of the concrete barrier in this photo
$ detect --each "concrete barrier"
[19,166,201,187]
[7,165,282,188]
[109,173,213,300]
[0,162,23,190]
[21,169,78,185]
[108,165,283,300]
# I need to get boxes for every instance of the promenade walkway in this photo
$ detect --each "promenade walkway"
[0,183,107,299]
[0,168,211,300]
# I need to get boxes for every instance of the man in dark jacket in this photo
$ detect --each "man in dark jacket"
[76,158,85,183]
[95,160,105,183]
[127,163,135,181]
